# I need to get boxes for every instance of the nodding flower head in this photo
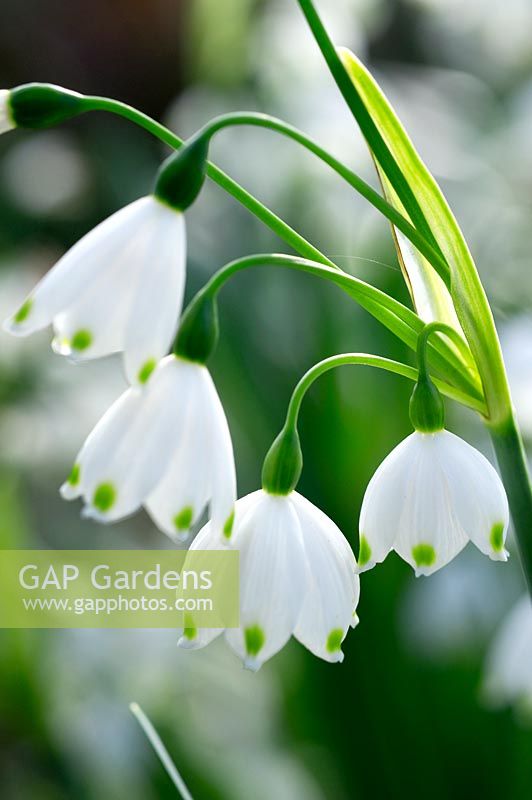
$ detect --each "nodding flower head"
[60,355,236,542]
[358,429,509,577]
[178,489,360,671]
[4,195,186,386]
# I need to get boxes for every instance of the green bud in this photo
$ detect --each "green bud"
[154,134,209,212]
[9,83,85,129]
[409,376,445,433]
[262,425,303,496]
[173,290,219,364]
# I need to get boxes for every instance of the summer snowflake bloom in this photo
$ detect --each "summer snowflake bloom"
[0,90,14,134]
[60,355,235,541]
[358,430,509,576]
[178,490,360,671]
[483,596,532,712]
[3,196,186,385]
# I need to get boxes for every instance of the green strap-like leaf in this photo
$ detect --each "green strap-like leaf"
[338,48,510,423]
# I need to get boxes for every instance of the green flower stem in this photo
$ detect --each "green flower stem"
[84,99,447,281]
[284,353,448,430]
[415,322,472,383]
[200,253,484,410]
[189,112,448,282]
[296,0,442,260]
[130,703,194,800]
[84,95,335,268]
[489,418,532,595]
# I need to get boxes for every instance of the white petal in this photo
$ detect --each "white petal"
[177,520,225,650]
[74,356,185,522]
[358,433,420,571]
[123,204,186,385]
[0,90,14,135]
[435,431,509,562]
[393,432,469,576]
[483,596,532,707]
[144,364,213,541]
[292,493,359,663]
[226,492,307,670]
[3,197,152,337]
[202,371,236,541]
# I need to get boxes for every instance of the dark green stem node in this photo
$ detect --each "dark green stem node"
[9,83,85,129]
[262,425,303,496]
[173,290,219,364]
[154,133,209,211]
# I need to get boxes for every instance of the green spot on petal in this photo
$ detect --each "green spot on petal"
[68,463,80,487]
[183,626,197,641]
[14,298,33,323]
[412,543,436,568]
[174,506,193,531]
[71,329,92,351]
[93,482,116,512]
[244,625,265,657]
[223,509,235,539]
[138,358,156,384]
[326,628,344,653]
[358,535,372,567]
[490,522,505,552]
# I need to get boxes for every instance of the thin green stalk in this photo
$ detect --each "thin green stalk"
[130,703,194,800]
[296,0,443,258]
[190,112,448,282]
[85,99,448,281]
[200,253,484,409]
[284,353,459,429]
[489,419,532,595]
[85,96,335,268]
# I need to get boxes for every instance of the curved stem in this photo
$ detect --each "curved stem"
[84,96,335,268]
[85,98,448,281]
[416,321,472,382]
[190,112,448,283]
[284,353,459,430]
[199,253,484,410]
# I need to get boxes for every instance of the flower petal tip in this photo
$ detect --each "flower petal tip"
[355,560,376,574]
[59,482,79,501]
[81,505,110,524]
[177,635,198,650]
[490,549,509,563]
[351,613,360,630]
[243,657,262,673]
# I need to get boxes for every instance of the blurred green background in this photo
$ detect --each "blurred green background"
[1,0,532,797]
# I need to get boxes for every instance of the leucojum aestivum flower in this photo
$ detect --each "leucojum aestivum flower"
[2,0,532,676]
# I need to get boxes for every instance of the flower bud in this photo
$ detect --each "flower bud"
[262,425,303,496]
[154,134,209,211]
[7,84,84,130]
[173,290,219,364]
[409,375,445,433]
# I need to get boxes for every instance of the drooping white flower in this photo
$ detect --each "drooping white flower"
[358,430,509,577]
[178,490,360,671]
[3,196,186,385]
[60,355,235,541]
[483,595,532,714]
[0,90,14,134]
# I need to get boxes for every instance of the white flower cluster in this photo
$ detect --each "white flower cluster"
[1,100,510,671]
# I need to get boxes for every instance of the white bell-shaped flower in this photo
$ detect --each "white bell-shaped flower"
[178,489,360,671]
[483,596,532,712]
[358,430,509,577]
[3,196,186,385]
[60,355,235,540]
[0,90,14,134]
